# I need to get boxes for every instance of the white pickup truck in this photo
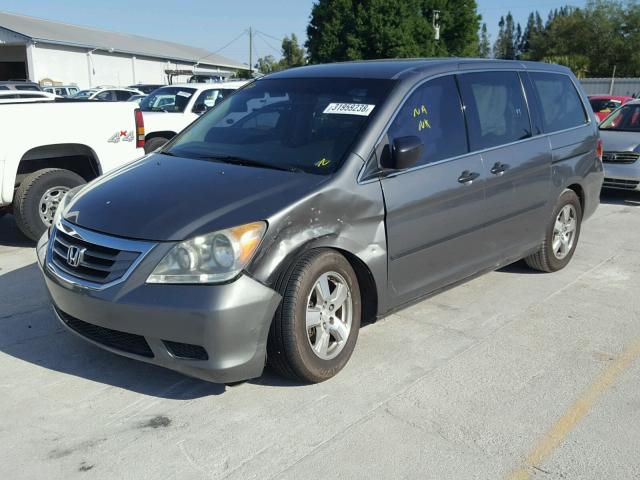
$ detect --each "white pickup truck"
[141,81,248,153]
[0,100,145,240]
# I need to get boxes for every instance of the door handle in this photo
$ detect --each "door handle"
[458,171,480,184]
[490,162,509,176]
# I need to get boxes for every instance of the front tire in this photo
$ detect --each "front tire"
[268,249,361,383]
[13,168,85,241]
[525,189,582,272]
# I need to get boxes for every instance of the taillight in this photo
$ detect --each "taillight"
[596,138,603,162]
[134,108,145,149]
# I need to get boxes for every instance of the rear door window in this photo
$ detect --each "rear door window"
[529,72,588,132]
[458,71,532,151]
[387,75,468,167]
[115,90,133,101]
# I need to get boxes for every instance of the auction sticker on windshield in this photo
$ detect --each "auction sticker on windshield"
[323,103,375,116]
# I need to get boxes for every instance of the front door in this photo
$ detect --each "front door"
[379,75,490,307]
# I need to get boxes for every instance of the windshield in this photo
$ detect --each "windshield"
[590,98,621,113]
[600,103,640,131]
[74,90,94,98]
[140,87,197,112]
[166,77,395,174]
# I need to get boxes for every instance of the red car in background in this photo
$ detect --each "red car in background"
[588,95,635,122]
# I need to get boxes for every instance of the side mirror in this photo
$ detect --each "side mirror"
[193,104,208,114]
[388,136,423,170]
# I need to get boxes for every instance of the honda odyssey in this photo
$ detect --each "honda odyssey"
[38,59,604,384]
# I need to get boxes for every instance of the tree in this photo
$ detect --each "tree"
[280,34,306,68]
[306,0,480,63]
[479,23,491,58]
[255,55,278,74]
[254,33,306,74]
[493,12,517,59]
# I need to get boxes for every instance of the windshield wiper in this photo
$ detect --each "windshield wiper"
[194,154,302,173]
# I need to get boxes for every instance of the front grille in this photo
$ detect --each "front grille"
[163,340,209,360]
[603,178,640,190]
[56,307,154,358]
[50,228,140,285]
[602,151,640,164]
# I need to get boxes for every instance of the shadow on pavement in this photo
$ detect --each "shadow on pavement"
[0,214,34,248]
[0,262,225,398]
[600,189,640,206]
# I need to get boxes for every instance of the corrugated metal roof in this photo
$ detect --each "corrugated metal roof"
[0,11,247,70]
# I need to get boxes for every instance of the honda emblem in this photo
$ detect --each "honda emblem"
[66,246,86,268]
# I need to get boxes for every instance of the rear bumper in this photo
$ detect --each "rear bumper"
[37,231,282,383]
[602,162,640,191]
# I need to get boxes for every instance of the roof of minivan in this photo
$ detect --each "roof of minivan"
[265,58,570,80]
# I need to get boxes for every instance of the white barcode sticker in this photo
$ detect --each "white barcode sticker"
[177,91,192,98]
[323,103,375,116]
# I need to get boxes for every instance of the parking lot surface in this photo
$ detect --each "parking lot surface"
[1,190,639,480]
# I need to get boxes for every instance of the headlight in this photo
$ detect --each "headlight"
[52,185,83,227]
[146,221,267,284]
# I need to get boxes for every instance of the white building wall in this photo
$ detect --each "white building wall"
[16,41,231,88]
[30,43,91,87]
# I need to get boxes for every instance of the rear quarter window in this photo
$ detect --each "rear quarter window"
[530,72,588,132]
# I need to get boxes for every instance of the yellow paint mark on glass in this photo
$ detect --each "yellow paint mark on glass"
[315,158,331,167]
[506,337,640,480]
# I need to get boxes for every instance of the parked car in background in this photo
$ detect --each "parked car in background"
[73,86,143,101]
[598,99,640,191]
[127,84,163,94]
[140,81,248,152]
[0,90,56,103]
[37,59,602,384]
[0,80,42,91]
[588,95,634,122]
[42,85,80,97]
[0,101,145,239]
[127,94,146,105]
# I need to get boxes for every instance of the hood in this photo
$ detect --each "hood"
[599,129,640,152]
[64,153,329,241]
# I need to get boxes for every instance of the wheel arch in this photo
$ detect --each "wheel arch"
[263,238,380,325]
[17,143,101,185]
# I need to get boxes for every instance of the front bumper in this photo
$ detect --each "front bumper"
[37,230,281,383]
[602,162,640,191]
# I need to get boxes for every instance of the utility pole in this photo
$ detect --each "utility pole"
[249,26,253,77]
[609,65,616,95]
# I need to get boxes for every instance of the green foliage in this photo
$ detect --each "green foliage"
[255,34,306,74]
[506,1,640,77]
[305,0,481,63]
[479,23,490,58]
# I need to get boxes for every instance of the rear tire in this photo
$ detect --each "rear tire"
[525,189,582,272]
[268,249,361,383]
[13,168,85,241]
[144,137,169,153]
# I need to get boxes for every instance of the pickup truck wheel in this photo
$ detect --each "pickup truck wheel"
[268,249,361,383]
[144,137,168,153]
[525,189,582,272]
[14,168,85,241]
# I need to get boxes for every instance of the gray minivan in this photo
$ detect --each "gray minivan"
[37,59,604,384]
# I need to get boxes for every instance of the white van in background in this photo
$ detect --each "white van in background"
[140,81,248,153]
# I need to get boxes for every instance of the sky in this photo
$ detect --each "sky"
[0,0,588,65]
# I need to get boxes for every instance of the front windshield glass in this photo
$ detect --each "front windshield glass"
[600,103,640,131]
[166,77,395,174]
[140,87,197,112]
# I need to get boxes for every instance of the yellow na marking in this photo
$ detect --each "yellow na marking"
[315,158,331,167]
[413,104,428,117]
[506,337,640,480]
